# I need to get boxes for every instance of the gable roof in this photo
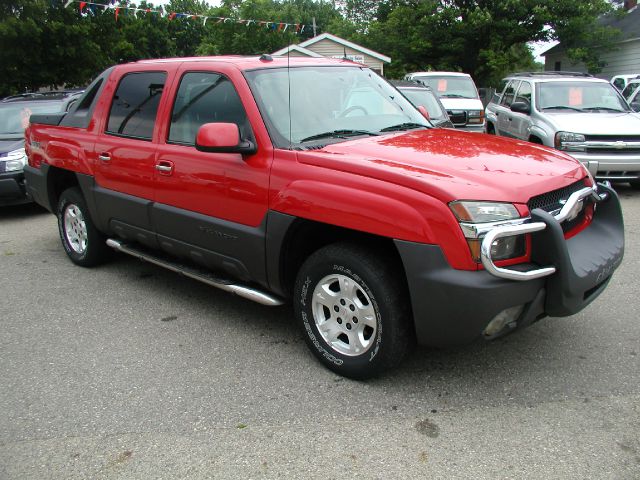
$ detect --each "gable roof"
[543,6,640,56]
[271,44,323,57]
[298,33,391,63]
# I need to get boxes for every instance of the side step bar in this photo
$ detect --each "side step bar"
[106,239,285,307]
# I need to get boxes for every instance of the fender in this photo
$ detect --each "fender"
[270,178,475,270]
[529,124,551,145]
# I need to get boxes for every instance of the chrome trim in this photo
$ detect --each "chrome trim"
[459,217,530,239]
[106,239,285,306]
[480,222,556,281]
[479,184,607,281]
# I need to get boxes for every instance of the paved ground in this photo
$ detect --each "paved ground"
[1,187,639,479]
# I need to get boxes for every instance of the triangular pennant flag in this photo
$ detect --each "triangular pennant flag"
[79,1,86,12]
[115,6,119,21]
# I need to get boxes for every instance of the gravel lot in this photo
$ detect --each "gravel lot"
[1,186,639,479]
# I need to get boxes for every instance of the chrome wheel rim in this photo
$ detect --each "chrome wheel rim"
[311,274,377,357]
[63,204,88,254]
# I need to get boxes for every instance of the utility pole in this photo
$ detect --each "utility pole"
[312,17,317,36]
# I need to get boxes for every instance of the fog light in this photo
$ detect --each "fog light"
[483,305,524,337]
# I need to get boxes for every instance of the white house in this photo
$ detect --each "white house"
[542,0,640,79]
[272,33,391,75]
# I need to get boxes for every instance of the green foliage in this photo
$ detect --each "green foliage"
[0,0,618,95]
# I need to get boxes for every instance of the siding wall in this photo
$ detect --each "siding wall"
[545,38,640,79]
[305,39,384,73]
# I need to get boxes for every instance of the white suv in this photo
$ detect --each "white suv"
[403,72,485,131]
[485,72,640,188]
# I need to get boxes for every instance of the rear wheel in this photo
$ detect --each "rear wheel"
[57,187,111,267]
[293,243,414,379]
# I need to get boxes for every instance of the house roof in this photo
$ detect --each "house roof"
[271,44,323,57]
[543,6,640,56]
[297,33,391,63]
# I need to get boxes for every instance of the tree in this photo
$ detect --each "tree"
[348,0,616,84]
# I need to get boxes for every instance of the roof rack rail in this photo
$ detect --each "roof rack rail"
[509,71,594,78]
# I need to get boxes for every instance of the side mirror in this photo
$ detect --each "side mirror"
[195,122,256,154]
[510,101,530,114]
[631,102,640,113]
[417,105,430,120]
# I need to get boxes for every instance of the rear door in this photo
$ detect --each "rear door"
[92,67,171,247]
[151,64,272,283]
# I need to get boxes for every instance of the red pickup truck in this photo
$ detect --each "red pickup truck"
[24,56,624,378]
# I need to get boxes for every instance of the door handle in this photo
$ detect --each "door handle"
[155,161,174,175]
[98,153,111,162]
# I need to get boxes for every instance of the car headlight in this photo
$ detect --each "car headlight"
[555,132,586,152]
[2,148,27,172]
[467,110,484,124]
[450,201,525,262]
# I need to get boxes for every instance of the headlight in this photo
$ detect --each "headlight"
[450,201,525,262]
[450,201,519,223]
[2,148,27,172]
[555,132,586,152]
[467,110,484,124]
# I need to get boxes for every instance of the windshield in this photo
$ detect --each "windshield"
[536,81,630,112]
[413,75,478,99]
[399,88,446,120]
[245,66,429,148]
[0,101,65,137]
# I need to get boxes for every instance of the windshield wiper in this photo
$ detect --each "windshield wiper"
[299,130,379,143]
[581,106,625,112]
[541,105,583,112]
[440,94,469,98]
[379,122,428,132]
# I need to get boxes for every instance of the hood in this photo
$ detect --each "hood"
[297,129,586,204]
[438,97,484,111]
[545,111,640,135]
[0,138,25,155]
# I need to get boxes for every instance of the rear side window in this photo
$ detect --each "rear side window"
[106,72,167,141]
[168,72,248,145]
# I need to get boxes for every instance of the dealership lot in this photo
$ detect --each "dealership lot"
[1,189,639,479]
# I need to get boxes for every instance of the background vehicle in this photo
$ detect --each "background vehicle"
[628,85,640,112]
[24,57,623,379]
[611,74,640,92]
[485,72,640,188]
[389,80,453,128]
[0,91,81,205]
[403,72,485,131]
[621,79,640,102]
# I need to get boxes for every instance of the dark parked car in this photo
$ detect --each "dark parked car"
[0,91,81,205]
[390,80,454,128]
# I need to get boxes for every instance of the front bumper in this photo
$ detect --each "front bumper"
[395,183,624,347]
[0,171,30,206]
[568,152,640,181]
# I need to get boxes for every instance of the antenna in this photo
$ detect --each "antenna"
[287,33,292,150]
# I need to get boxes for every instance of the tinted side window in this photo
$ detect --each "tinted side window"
[500,80,519,107]
[515,81,532,104]
[168,72,248,145]
[613,78,625,91]
[106,72,167,140]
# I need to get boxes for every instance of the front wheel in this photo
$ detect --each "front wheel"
[57,187,111,267]
[294,243,414,379]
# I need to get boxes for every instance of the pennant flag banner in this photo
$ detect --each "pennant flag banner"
[63,0,309,33]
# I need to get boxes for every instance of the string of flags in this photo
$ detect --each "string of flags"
[63,0,308,33]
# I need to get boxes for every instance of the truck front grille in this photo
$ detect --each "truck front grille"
[528,179,588,233]
[446,110,467,126]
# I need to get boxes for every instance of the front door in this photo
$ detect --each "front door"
[152,67,272,282]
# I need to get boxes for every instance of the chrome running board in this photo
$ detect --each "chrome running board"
[106,238,285,306]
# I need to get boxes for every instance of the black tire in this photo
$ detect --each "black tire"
[629,180,640,190]
[486,123,496,135]
[293,243,414,379]
[57,187,111,267]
